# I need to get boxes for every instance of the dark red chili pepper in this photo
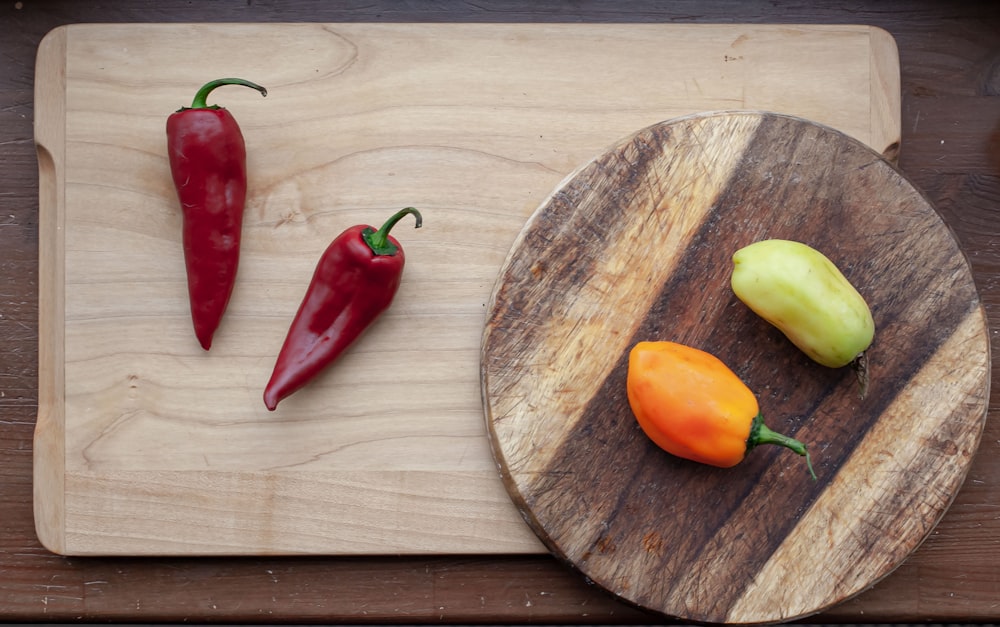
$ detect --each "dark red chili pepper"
[166,77,267,350]
[263,207,423,410]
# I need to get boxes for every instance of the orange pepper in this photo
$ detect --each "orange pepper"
[627,341,815,479]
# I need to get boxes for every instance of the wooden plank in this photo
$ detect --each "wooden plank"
[34,23,901,555]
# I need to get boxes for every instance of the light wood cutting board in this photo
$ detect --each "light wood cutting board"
[34,22,901,556]
[481,112,989,624]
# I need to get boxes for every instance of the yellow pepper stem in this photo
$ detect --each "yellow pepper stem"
[852,351,870,400]
[747,414,817,480]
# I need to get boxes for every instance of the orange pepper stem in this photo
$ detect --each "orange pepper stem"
[747,413,817,480]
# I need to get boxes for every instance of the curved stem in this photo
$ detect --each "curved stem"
[190,78,267,109]
[747,413,816,480]
[362,207,423,256]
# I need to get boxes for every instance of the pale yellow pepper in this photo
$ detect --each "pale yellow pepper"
[731,239,874,394]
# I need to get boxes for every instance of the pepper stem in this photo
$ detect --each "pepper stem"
[362,207,423,256]
[189,78,267,110]
[851,351,870,400]
[747,413,817,480]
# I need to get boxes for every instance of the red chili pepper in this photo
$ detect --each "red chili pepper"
[263,207,423,410]
[166,78,267,350]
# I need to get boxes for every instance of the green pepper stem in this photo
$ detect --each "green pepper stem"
[747,413,817,480]
[189,78,267,109]
[362,207,423,256]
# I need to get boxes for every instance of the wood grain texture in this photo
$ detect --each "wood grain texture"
[2,2,998,624]
[481,112,989,624]
[33,22,901,556]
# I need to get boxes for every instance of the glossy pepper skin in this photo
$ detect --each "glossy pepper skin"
[731,239,874,396]
[264,207,422,411]
[627,341,815,479]
[167,78,267,350]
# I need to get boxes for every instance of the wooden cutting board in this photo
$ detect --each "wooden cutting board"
[34,23,902,556]
[481,111,990,624]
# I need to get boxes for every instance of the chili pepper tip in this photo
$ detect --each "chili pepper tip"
[263,389,279,412]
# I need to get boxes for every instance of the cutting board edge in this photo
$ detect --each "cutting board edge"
[867,25,902,162]
[33,24,69,556]
[55,468,549,557]
[43,21,901,159]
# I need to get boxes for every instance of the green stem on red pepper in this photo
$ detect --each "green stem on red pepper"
[363,207,423,255]
[186,78,267,111]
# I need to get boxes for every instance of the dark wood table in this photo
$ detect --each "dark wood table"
[2,1,998,623]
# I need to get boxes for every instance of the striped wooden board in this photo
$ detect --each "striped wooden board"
[481,111,990,624]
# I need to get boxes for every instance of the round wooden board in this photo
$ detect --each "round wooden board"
[480,111,990,624]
